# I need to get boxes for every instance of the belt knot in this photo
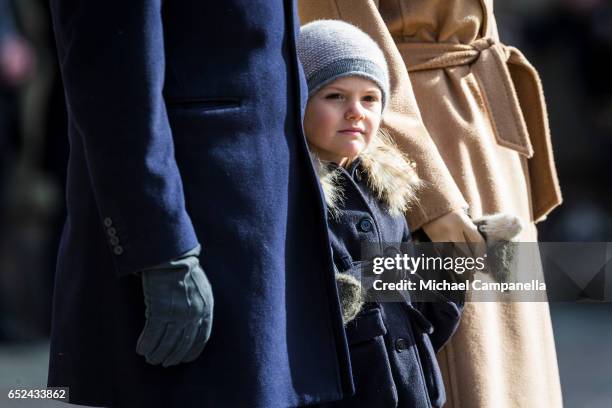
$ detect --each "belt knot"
[395,37,537,158]
[471,37,495,52]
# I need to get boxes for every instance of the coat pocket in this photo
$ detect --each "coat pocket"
[413,300,462,352]
[341,307,399,408]
[165,97,241,112]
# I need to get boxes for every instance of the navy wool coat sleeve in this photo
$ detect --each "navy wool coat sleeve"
[51,0,198,274]
[48,1,353,407]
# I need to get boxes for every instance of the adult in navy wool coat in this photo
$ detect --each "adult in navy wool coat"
[48,1,352,407]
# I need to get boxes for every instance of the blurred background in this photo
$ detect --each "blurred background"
[0,0,610,407]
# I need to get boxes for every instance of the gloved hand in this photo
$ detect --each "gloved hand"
[136,244,214,367]
[422,209,486,259]
[473,213,523,283]
[335,271,363,325]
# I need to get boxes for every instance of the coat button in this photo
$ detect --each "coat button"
[109,237,120,246]
[107,227,117,237]
[358,218,373,233]
[395,338,409,352]
[113,246,124,255]
[103,217,113,227]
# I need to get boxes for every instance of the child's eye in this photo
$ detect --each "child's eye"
[325,93,343,100]
[362,95,380,103]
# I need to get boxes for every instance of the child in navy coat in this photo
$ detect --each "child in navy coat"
[298,20,464,407]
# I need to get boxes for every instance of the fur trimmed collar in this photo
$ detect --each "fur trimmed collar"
[312,131,421,217]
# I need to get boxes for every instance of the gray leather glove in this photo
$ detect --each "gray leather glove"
[136,244,214,367]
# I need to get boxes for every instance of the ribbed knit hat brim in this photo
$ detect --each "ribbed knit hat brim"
[298,20,390,109]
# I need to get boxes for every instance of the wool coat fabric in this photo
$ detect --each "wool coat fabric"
[48,1,355,407]
[314,137,462,407]
[299,1,564,407]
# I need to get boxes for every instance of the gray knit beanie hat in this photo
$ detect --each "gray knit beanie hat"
[298,20,390,109]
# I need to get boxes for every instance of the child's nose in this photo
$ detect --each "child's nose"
[344,101,365,121]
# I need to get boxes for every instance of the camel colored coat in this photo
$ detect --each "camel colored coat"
[299,1,564,407]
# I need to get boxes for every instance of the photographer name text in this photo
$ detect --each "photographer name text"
[372,279,547,293]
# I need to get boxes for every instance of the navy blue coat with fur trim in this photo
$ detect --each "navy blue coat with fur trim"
[315,138,462,408]
[47,1,352,407]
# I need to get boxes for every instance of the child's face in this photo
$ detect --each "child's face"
[304,76,382,166]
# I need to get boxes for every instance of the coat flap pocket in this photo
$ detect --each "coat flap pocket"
[165,97,241,112]
[403,303,434,335]
[346,307,387,345]
[413,302,462,352]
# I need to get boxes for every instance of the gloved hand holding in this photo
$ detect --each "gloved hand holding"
[136,244,214,367]
[473,213,523,283]
[422,209,486,258]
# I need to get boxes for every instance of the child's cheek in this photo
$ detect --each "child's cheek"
[317,109,339,135]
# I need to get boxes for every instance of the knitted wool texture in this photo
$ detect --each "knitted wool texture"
[298,19,390,109]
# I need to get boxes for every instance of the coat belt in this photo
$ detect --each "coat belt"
[396,37,549,158]
[396,37,563,222]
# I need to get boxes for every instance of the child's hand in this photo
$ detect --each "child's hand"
[335,272,364,325]
[422,210,486,258]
